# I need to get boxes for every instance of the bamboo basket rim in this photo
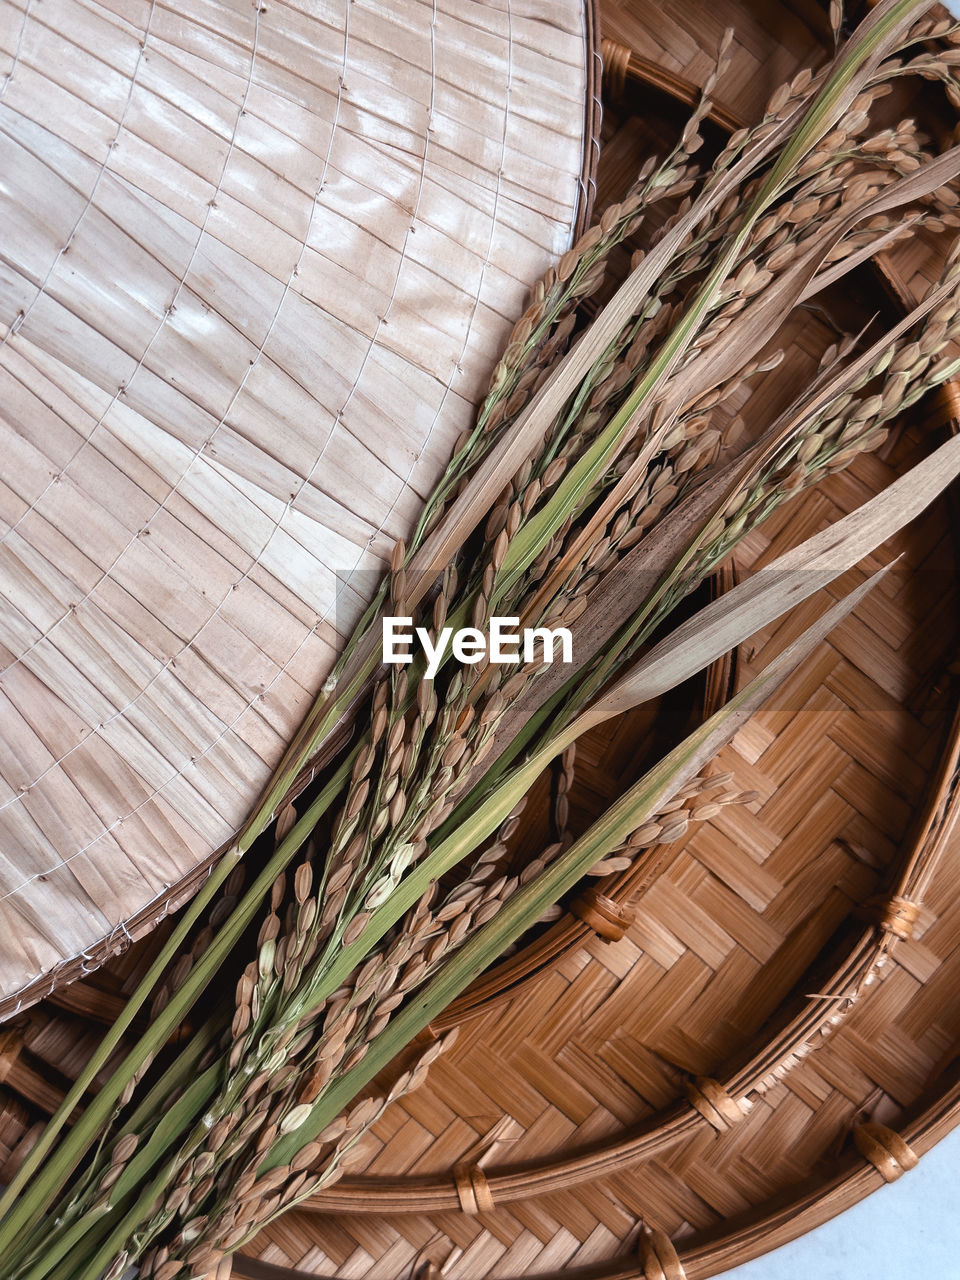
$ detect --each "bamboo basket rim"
[230,1065,960,1280]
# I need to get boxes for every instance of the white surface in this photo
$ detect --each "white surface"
[717,1124,960,1279]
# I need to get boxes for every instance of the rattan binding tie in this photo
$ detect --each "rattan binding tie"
[686,1076,744,1132]
[570,889,635,942]
[928,379,960,428]
[853,1122,919,1182]
[875,895,920,941]
[639,1227,687,1280]
[453,1163,495,1215]
[0,1029,24,1086]
[600,37,632,102]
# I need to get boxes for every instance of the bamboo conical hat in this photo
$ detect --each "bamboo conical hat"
[0,0,591,1010]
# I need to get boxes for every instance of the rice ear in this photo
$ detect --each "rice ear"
[264,565,887,1172]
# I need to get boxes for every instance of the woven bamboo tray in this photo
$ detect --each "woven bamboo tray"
[3,1,960,1278]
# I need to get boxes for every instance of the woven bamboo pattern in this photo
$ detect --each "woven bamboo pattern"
[0,0,590,1011]
[233,1,960,1272]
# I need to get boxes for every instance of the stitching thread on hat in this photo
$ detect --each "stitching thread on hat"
[0,0,264,565]
[0,0,32,102]
[0,1,384,897]
[0,0,342,859]
[0,0,162,375]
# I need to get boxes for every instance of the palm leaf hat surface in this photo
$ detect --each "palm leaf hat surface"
[0,0,593,1012]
